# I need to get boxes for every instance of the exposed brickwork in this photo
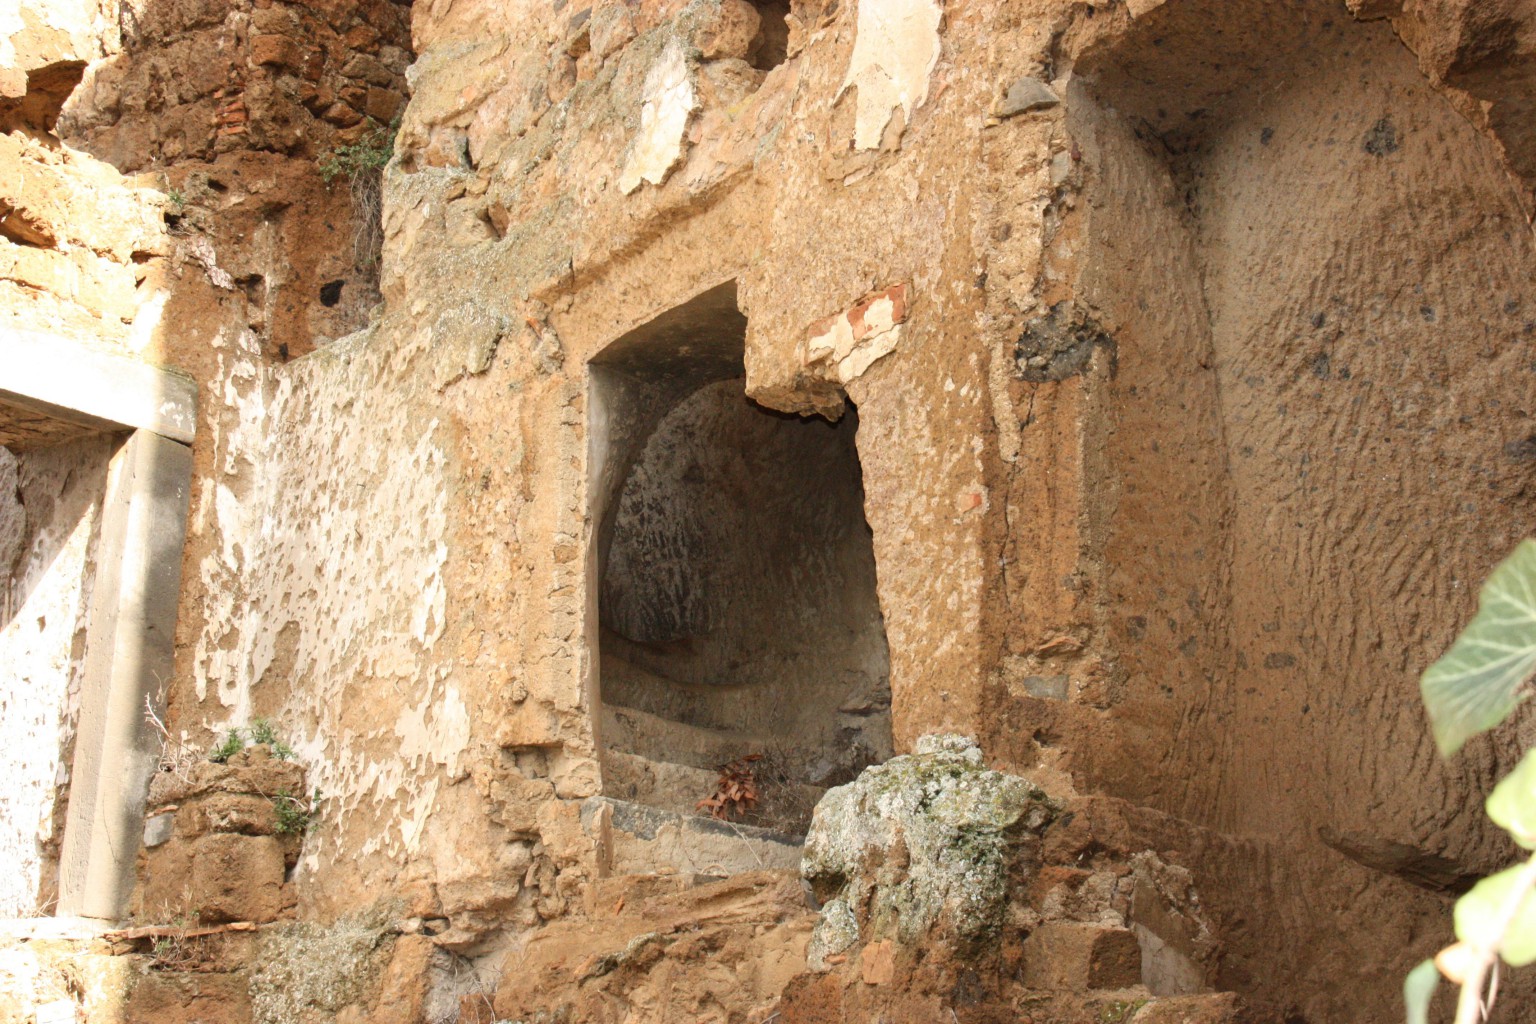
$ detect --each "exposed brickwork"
[61,0,411,171]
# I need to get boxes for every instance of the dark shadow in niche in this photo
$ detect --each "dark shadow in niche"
[587,282,892,834]
[747,2,792,71]
[318,280,344,307]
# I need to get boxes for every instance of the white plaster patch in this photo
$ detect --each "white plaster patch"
[619,39,696,193]
[839,0,944,150]
[126,288,168,355]
[395,682,472,781]
[192,325,458,867]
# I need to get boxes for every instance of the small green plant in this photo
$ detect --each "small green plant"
[317,117,398,274]
[249,717,278,745]
[209,728,245,763]
[1407,539,1536,1024]
[147,910,200,970]
[164,187,185,209]
[317,117,397,185]
[273,788,319,836]
[249,717,297,760]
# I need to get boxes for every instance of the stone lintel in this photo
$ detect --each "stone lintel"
[0,329,197,446]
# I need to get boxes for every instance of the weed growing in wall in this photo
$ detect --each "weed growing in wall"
[273,788,319,835]
[250,717,297,760]
[147,911,202,971]
[318,117,397,275]
[208,728,245,763]
[1407,540,1536,1023]
[317,117,397,185]
[209,720,298,763]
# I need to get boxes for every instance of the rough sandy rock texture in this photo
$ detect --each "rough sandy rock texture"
[14,0,1531,1022]
[133,744,310,926]
[781,738,1238,1022]
[490,871,816,1024]
[0,64,168,357]
[1348,0,1536,203]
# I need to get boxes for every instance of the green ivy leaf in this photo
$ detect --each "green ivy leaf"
[1455,865,1536,966]
[1422,540,1536,757]
[1489,749,1536,849]
[1404,958,1438,1024]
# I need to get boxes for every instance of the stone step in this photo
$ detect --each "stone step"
[601,747,826,831]
[1024,922,1143,992]
[580,796,806,877]
[1032,990,1242,1024]
[601,702,777,771]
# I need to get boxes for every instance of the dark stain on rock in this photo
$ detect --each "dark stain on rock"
[1363,116,1399,156]
[1264,652,1297,669]
[1015,302,1116,383]
[1310,352,1331,380]
[1504,434,1536,462]
[1318,826,1478,894]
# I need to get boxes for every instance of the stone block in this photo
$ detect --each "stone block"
[1131,992,1243,1023]
[859,939,895,985]
[143,812,175,848]
[370,935,436,1024]
[803,736,1049,958]
[123,969,253,1024]
[189,833,286,923]
[365,86,402,124]
[1024,922,1143,992]
[694,0,761,61]
[250,34,301,69]
[341,53,395,88]
[995,77,1060,118]
[139,838,195,917]
[0,244,137,322]
[180,793,279,838]
[589,3,637,60]
[148,757,306,806]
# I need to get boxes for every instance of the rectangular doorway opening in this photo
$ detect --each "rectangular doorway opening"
[587,283,892,839]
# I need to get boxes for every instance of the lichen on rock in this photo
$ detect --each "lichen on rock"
[802,735,1054,968]
[246,904,398,1024]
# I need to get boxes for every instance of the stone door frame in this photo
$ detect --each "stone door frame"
[1,329,196,921]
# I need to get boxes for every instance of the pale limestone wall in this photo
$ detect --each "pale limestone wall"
[0,437,113,918]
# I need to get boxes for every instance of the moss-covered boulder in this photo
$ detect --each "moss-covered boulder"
[802,735,1054,968]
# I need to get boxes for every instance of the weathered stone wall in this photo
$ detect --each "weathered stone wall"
[147,0,1536,1018]
[6,0,1536,1022]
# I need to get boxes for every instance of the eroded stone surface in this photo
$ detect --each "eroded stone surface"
[4,0,1536,1021]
